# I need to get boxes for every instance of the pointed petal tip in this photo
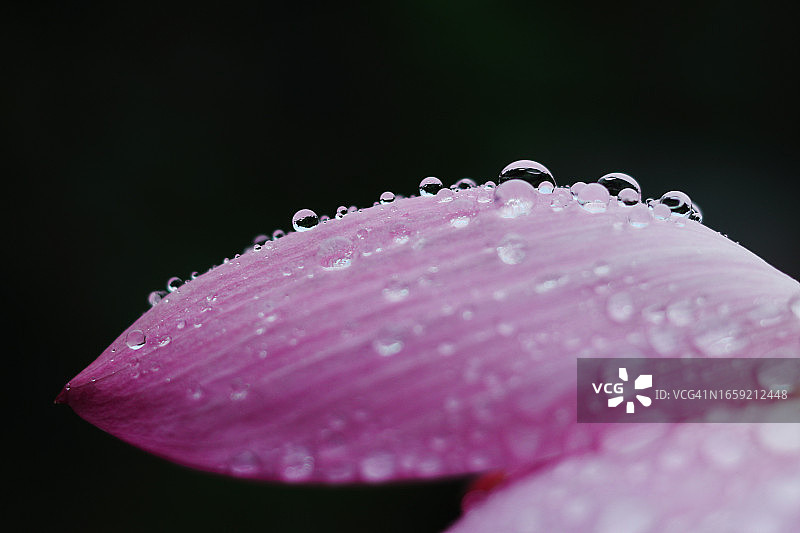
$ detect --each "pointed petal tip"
[54,386,69,405]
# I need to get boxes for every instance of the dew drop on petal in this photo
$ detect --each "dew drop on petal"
[379,191,395,204]
[549,188,573,211]
[618,188,641,206]
[452,178,477,190]
[383,279,410,302]
[335,205,348,219]
[436,188,454,203]
[360,452,396,481]
[272,229,286,239]
[228,450,262,476]
[166,276,183,292]
[148,290,167,306]
[126,329,146,350]
[577,183,610,213]
[496,234,527,265]
[253,234,269,246]
[292,209,319,231]
[494,179,537,218]
[498,159,556,189]
[570,181,586,196]
[317,236,355,270]
[651,203,672,221]
[373,336,404,356]
[790,295,800,321]
[659,191,693,217]
[419,177,443,196]
[598,172,641,198]
[627,203,650,228]
[607,292,635,322]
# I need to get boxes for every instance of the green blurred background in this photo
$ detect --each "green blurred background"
[5,2,799,531]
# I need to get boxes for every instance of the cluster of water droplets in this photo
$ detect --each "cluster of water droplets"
[144,159,705,308]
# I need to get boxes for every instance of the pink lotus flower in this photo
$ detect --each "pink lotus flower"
[58,164,800,531]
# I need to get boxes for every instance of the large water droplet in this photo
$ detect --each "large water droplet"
[379,191,395,204]
[659,191,693,217]
[436,188,454,203]
[148,290,167,306]
[317,237,355,270]
[498,160,556,190]
[496,234,527,265]
[126,330,146,350]
[451,178,477,190]
[335,206,348,219]
[577,183,610,213]
[166,277,183,293]
[494,179,537,218]
[419,177,443,196]
[598,172,641,199]
[292,209,319,231]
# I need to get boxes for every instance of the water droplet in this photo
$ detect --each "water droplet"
[549,188,573,211]
[607,292,634,322]
[320,215,330,222]
[494,179,537,218]
[228,450,261,476]
[292,209,319,231]
[158,335,171,347]
[692,319,747,356]
[166,277,183,292]
[253,234,269,246]
[317,237,355,270]
[148,290,167,306]
[597,172,641,200]
[577,183,610,213]
[335,205,348,219]
[651,202,671,220]
[126,330,146,350]
[373,336,404,356]
[379,191,395,204]
[382,279,409,302]
[419,177,443,196]
[498,160,556,190]
[451,178,477,190]
[360,452,396,481]
[436,188,454,203]
[659,191,693,217]
[272,229,286,239]
[496,234,527,265]
[757,359,800,393]
[627,204,650,228]
[570,181,586,196]
[790,295,800,320]
[618,188,640,205]
[281,446,315,481]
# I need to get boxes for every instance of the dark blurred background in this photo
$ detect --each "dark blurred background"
[5,2,799,532]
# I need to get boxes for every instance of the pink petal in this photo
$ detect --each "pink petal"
[448,419,800,533]
[58,183,800,482]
